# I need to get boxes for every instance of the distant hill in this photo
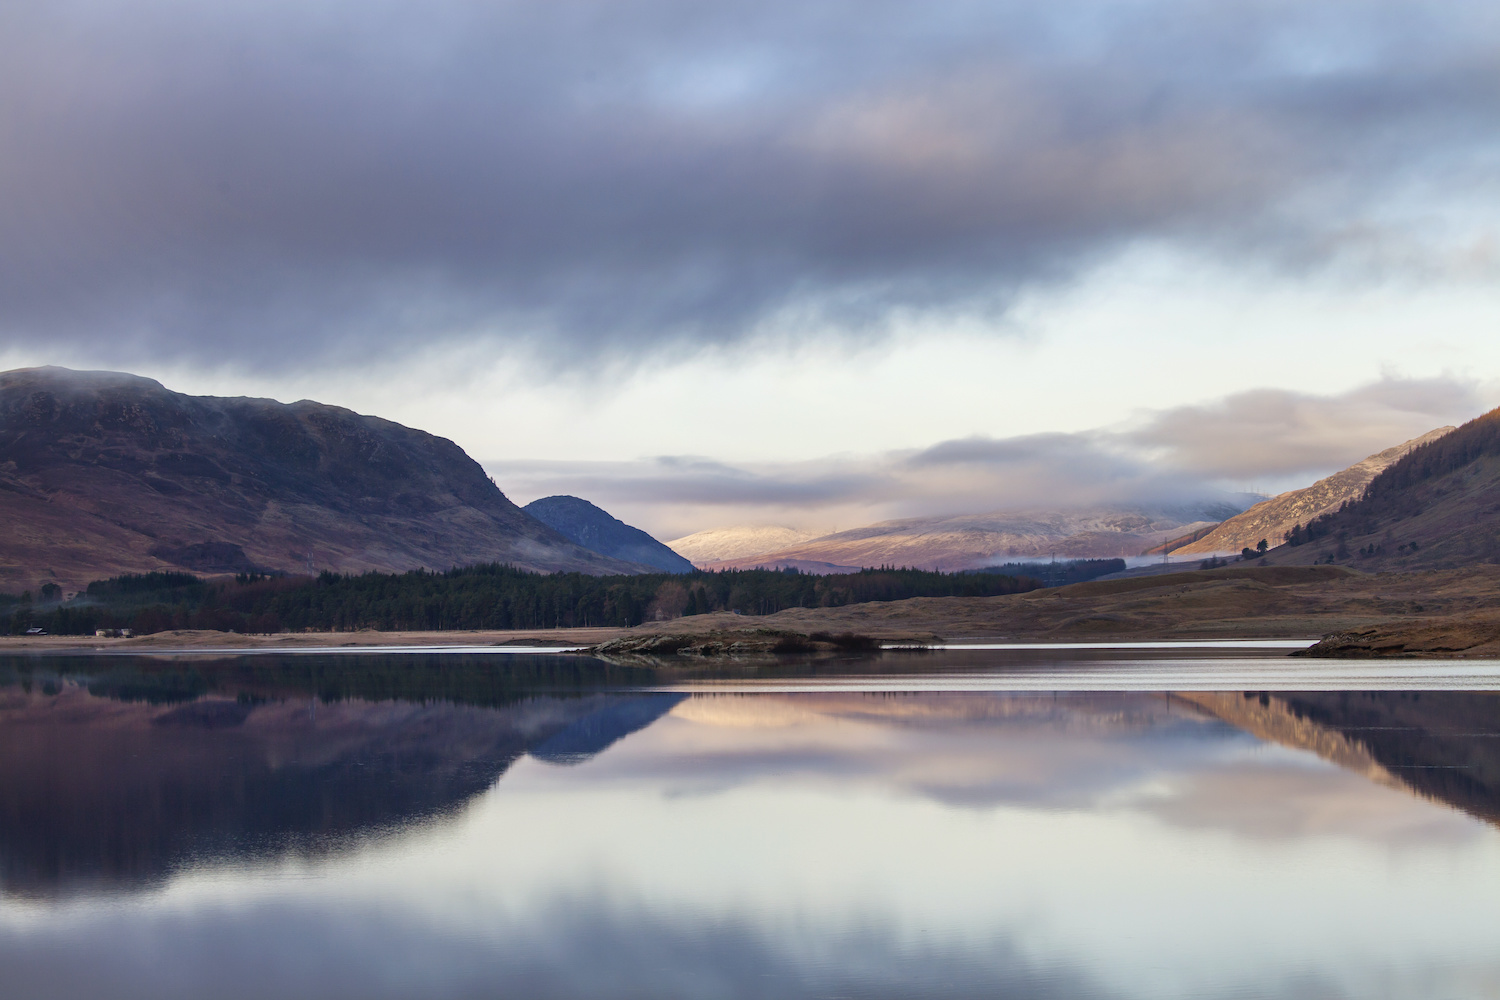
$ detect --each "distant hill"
[523,495,693,573]
[667,525,821,566]
[697,502,1250,573]
[1177,427,1453,556]
[1263,406,1500,569]
[0,367,646,592]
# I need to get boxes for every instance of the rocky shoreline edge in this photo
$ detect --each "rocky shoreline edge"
[586,628,938,659]
[1297,614,1500,658]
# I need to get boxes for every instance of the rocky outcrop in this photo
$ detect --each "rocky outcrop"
[1299,614,1500,658]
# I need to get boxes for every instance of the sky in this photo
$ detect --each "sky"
[2,0,1498,538]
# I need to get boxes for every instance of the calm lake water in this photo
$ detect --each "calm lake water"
[2,648,1499,999]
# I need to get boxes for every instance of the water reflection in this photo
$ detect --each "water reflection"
[0,653,1498,999]
[0,665,682,896]
[1189,691,1500,828]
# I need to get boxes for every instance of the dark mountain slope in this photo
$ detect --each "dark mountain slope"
[1176,427,1452,556]
[1265,406,1500,570]
[523,495,693,573]
[0,367,645,591]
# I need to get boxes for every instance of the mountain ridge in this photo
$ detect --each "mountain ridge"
[523,495,693,573]
[1262,406,1500,570]
[1177,427,1453,556]
[0,366,646,591]
[667,525,821,566]
[695,501,1250,573]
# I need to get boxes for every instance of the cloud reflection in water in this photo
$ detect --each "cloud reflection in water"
[0,686,1498,999]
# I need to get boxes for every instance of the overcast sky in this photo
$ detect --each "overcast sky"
[2,0,1498,537]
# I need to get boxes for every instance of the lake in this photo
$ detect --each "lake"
[1,646,1499,999]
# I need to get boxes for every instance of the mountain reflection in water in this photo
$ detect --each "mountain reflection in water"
[1187,690,1500,829]
[0,653,1498,1000]
[0,655,683,896]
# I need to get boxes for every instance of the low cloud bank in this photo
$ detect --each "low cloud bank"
[1125,379,1488,479]
[490,377,1485,538]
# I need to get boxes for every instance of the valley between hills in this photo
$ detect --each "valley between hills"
[5,365,1500,657]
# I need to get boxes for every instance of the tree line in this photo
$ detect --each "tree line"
[3,563,1055,636]
[966,558,1124,587]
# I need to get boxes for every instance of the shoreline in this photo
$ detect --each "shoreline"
[4,564,1498,657]
[0,626,1323,656]
[0,626,629,653]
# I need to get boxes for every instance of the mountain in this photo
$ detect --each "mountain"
[699,501,1249,572]
[1176,427,1453,556]
[0,367,646,592]
[523,495,693,573]
[1263,406,1500,569]
[667,525,821,566]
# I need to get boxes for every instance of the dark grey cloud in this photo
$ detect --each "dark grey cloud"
[1,0,1497,366]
